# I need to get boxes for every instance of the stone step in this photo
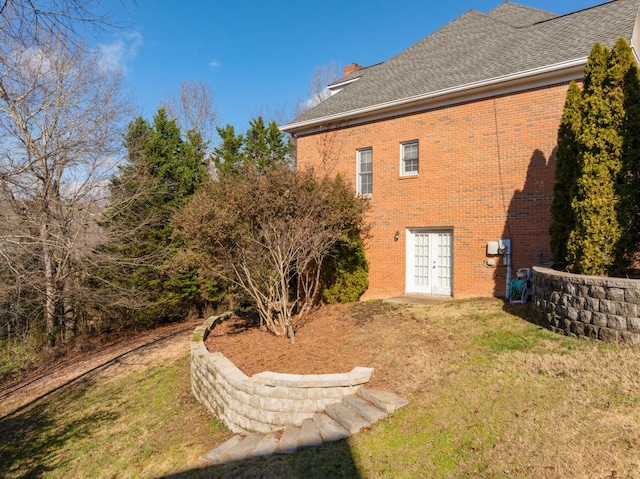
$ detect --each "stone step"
[200,388,410,465]
[276,426,300,454]
[199,434,243,463]
[217,434,264,463]
[298,418,323,448]
[343,395,388,424]
[246,431,280,459]
[312,412,350,442]
[358,387,409,413]
[325,402,371,434]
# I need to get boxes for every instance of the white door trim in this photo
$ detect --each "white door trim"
[405,229,453,296]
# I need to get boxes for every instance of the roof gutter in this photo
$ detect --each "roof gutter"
[282,58,588,134]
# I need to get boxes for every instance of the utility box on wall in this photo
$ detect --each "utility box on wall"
[487,240,511,255]
[498,239,511,255]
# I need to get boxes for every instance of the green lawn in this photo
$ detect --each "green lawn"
[2,298,640,478]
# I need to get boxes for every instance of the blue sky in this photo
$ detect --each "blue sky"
[98,0,605,136]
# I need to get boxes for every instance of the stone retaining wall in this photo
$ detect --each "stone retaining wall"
[532,266,640,345]
[191,312,374,434]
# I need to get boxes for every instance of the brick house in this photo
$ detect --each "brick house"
[282,0,640,300]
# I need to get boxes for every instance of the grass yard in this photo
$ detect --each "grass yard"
[2,298,640,478]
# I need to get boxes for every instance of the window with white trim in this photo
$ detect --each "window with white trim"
[401,140,419,176]
[357,148,372,196]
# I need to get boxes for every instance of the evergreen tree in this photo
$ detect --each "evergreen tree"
[567,43,621,275]
[244,116,289,173]
[144,109,208,204]
[211,116,290,176]
[211,124,244,175]
[619,43,640,270]
[563,40,638,275]
[97,108,213,325]
[550,82,582,265]
[321,172,370,303]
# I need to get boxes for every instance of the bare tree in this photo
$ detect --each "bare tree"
[280,61,343,169]
[0,34,130,345]
[162,80,218,146]
[306,60,342,110]
[0,0,131,47]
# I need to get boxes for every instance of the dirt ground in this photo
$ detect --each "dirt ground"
[203,301,450,398]
[205,301,457,398]
[204,304,376,376]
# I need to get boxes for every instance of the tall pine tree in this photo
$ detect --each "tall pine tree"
[211,116,290,176]
[550,82,582,266]
[552,39,640,275]
[567,43,621,275]
[619,42,640,271]
[97,108,214,326]
[211,124,244,175]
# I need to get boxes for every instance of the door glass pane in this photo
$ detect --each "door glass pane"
[414,233,430,286]
[436,233,452,287]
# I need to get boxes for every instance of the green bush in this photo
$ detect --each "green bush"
[322,238,369,304]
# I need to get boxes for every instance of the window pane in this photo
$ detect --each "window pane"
[404,143,418,159]
[358,148,372,195]
[402,142,418,174]
[360,173,372,195]
[404,158,418,172]
[361,160,372,173]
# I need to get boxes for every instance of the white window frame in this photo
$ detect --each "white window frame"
[400,140,419,176]
[357,147,373,197]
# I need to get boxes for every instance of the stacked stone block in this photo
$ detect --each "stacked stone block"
[191,313,374,434]
[532,266,640,345]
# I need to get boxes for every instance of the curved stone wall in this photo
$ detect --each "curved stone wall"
[191,312,374,434]
[532,266,640,345]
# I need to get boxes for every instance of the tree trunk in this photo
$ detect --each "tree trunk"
[287,321,295,344]
[62,262,75,343]
[41,222,57,347]
[63,295,75,343]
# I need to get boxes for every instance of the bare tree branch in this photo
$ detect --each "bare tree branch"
[0,32,131,344]
[0,0,133,47]
[306,60,341,111]
[162,80,218,147]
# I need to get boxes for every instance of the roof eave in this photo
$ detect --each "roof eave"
[282,58,588,135]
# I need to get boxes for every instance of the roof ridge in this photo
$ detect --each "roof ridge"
[500,1,555,15]
[530,0,617,26]
[486,1,557,28]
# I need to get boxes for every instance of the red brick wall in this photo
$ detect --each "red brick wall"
[296,82,572,298]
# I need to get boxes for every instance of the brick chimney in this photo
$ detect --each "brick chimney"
[343,63,363,76]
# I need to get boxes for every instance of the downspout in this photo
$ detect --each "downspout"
[505,252,511,300]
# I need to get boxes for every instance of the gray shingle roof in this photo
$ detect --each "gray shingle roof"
[285,0,639,131]
[486,2,557,26]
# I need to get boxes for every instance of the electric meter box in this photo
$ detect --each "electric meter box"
[487,239,511,255]
[498,239,511,255]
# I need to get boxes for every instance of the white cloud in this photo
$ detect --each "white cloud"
[98,31,143,73]
[19,46,54,77]
[209,59,220,68]
[300,87,331,111]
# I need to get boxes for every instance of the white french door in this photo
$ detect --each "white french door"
[406,229,452,296]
